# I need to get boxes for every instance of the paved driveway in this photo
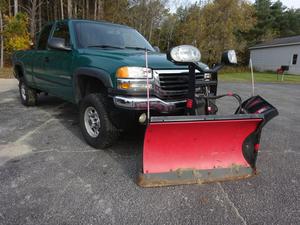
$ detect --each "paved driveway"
[0,79,299,225]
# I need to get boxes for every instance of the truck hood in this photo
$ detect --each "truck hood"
[81,49,190,70]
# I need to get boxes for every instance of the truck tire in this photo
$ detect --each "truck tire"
[79,93,119,149]
[19,78,37,106]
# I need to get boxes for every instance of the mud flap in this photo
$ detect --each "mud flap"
[138,96,278,187]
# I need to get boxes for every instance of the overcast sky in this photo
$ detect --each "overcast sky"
[169,0,300,12]
[275,0,300,8]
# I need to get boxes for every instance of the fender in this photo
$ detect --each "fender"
[13,61,27,81]
[73,67,114,103]
[13,61,38,88]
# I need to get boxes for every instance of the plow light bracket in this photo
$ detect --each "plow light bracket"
[167,45,238,74]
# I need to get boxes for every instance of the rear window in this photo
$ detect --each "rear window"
[53,22,71,46]
[38,24,53,50]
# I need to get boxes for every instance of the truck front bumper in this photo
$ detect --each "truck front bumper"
[113,96,186,113]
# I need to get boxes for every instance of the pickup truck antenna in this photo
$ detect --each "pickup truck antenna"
[145,49,150,121]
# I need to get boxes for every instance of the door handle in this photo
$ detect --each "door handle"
[44,56,49,63]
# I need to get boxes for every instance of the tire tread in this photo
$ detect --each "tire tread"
[79,93,119,149]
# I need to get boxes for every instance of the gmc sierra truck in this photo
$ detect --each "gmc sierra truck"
[12,19,217,148]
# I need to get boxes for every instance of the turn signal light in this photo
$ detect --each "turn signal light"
[116,66,152,79]
[116,67,129,78]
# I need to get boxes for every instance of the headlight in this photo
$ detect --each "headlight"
[204,73,211,79]
[117,79,152,91]
[168,45,201,63]
[116,67,152,79]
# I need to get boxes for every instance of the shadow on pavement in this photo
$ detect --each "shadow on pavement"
[36,94,145,181]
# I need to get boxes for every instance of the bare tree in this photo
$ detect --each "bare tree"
[67,0,72,18]
[74,0,77,18]
[30,0,38,40]
[24,0,43,40]
[38,0,42,32]
[60,0,64,19]
[82,0,85,18]
[94,0,97,20]
[8,0,12,16]
[14,0,18,15]
[86,0,89,19]
[53,0,58,20]
[97,0,103,19]
[94,0,103,20]
[0,10,3,68]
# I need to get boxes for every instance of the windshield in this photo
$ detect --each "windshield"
[74,21,154,51]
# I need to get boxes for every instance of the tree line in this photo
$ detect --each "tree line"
[0,0,300,67]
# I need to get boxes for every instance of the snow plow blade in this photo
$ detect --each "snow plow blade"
[138,96,278,187]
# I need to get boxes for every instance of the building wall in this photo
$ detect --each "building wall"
[250,45,300,75]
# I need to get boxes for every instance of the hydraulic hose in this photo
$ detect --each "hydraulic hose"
[202,92,243,113]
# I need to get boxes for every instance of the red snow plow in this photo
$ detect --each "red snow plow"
[138,46,278,187]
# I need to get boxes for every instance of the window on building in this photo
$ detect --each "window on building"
[292,54,298,65]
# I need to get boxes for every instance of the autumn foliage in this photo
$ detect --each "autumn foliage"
[0,0,300,67]
[4,13,31,52]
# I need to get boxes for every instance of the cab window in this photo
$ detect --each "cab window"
[53,22,71,47]
[37,24,53,50]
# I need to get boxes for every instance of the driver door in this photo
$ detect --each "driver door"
[45,21,74,101]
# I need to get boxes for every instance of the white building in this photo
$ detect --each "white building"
[249,36,300,75]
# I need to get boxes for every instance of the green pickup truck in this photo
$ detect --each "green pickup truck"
[12,19,217,148]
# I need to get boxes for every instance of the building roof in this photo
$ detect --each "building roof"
[249,35,300,50]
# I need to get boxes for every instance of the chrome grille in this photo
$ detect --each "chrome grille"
[154,70,206,100]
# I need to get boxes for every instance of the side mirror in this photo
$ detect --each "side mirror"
[48,37,71,51]
[167,45,201,64]
[153,46,160,53]
[221,50,237,65]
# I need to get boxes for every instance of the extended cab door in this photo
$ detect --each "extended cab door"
[32,23,54,91]
[44,21,74,101]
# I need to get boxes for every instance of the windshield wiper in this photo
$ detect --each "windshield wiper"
[124,46,153,51]
[87,45,124,49]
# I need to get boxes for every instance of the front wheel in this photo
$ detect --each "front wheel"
[79,93,119,149]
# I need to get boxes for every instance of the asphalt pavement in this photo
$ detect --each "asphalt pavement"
[0,79,299,225]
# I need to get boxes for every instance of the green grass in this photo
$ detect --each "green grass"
[0,68,13,79]
[219,72,300,84]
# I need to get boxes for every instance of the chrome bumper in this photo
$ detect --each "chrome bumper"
[113,96,186,113]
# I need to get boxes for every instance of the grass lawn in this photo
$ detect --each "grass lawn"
[219,72,300,84]
[0,68,13,79]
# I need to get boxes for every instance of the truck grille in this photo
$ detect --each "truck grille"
[155,70,206,100]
